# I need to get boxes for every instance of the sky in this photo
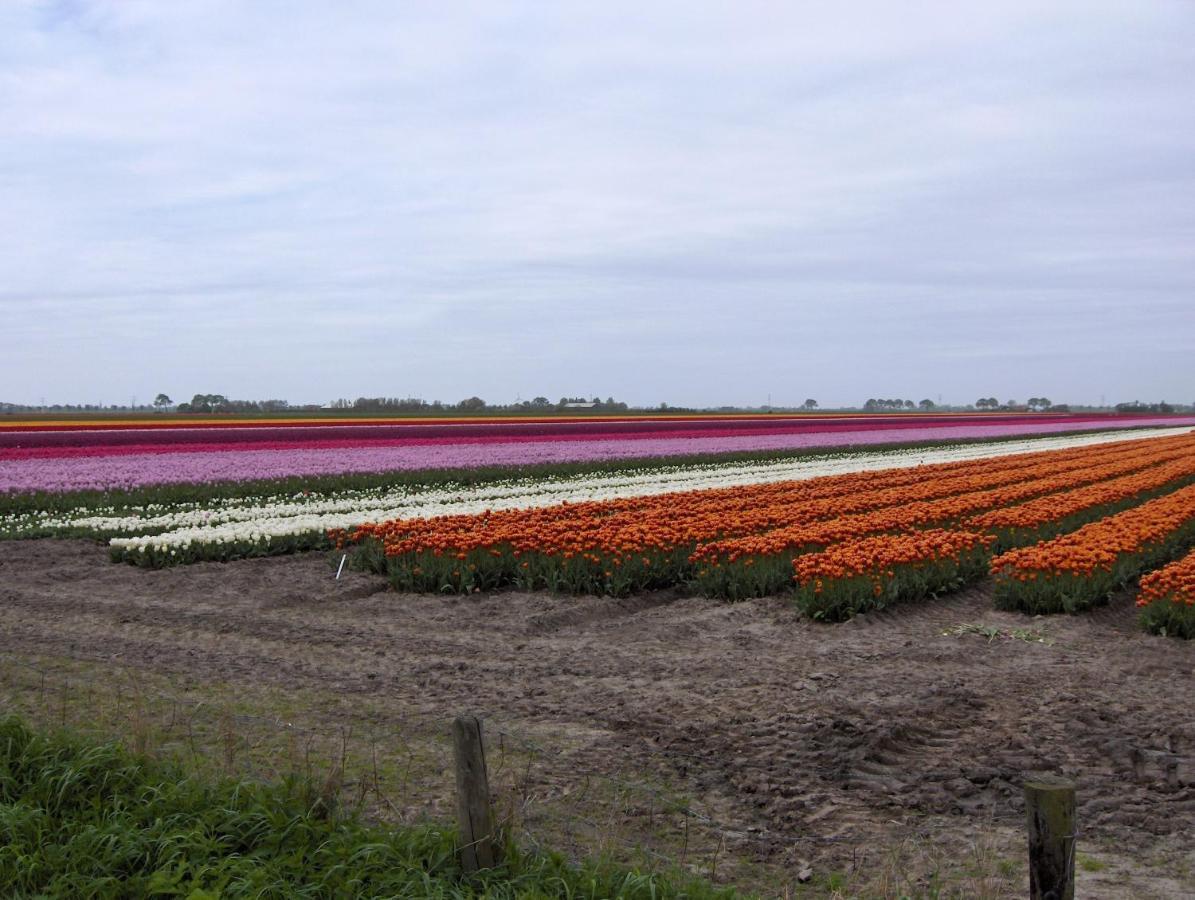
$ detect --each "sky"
[1,1,1193,409]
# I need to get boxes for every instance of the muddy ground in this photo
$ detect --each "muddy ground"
[1,539,1194,897]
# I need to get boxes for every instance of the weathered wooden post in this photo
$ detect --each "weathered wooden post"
[1024,778,1076,900]
[452,714,500,873]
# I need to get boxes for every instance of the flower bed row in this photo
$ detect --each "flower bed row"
[339,433,1195,597]
[0,412,1173,448]
[5,417,1191,494]
[791,530,994,621]
[689,445,1195,599]
[1136,549,1195,638]
[990,484,1195,615]
[783,462,1195,629]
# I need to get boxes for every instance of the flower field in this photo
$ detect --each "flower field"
[331,426,1195,635]
[339,430,1195,591]
[5,412,1195,637]
[2,412,1192,494]
[4,427,1177,561]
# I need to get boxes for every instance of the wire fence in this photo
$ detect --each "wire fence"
[0,653,776,882]
[0,652,1036,896]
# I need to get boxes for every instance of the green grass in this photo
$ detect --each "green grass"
[0,715,738,899]
[1138,599,1195,639]
[0,656,765,894]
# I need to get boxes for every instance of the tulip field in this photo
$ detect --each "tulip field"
[3,411,1192,494]
[4,411,1195,636]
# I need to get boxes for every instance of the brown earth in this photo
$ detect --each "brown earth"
[1,538,1194,897]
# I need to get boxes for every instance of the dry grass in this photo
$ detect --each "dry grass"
[0,651,1045,897]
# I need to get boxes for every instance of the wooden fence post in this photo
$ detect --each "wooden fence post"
[1024,778,1076,900]
[452,714,500,873]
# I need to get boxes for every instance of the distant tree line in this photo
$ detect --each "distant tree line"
[175,394,291,413]
[863,398,936,411]
[6,394,1189,416]
[325,396,631,413]
[1115,400,1177,414]
[327,397,440,413]
[1,402,129,413]
[974,397,1066,412]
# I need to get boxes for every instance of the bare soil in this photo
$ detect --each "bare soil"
[2,539,1194,897]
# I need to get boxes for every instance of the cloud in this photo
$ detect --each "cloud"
[0,0,1192,407]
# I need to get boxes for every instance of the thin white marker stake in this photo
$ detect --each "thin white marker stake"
[336,553,347,580]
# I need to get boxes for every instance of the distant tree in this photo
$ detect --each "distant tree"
[457,396,486,412]
[919,399,934,410]
[530,397,551,408]
[153,393,172,409]
[904,400,915,410]
[803,398,818,410]
[1027,397,1052,411]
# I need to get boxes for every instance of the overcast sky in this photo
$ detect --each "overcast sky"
[2,1,1192,408]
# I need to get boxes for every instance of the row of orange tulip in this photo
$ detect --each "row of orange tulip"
[1137,549,1195,607]
[1136,549,1195,638]
[689,448,1195,599]
[790,530,994,620]
[990,483,1195,614]
[694,446,1195,566]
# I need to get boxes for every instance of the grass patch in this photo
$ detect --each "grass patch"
[941,623,1053,645]
[0,656,755,894]
[0,715,738,898]
[1078,853,1110,873]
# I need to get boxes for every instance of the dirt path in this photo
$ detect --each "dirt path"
[2,539,1194,897]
